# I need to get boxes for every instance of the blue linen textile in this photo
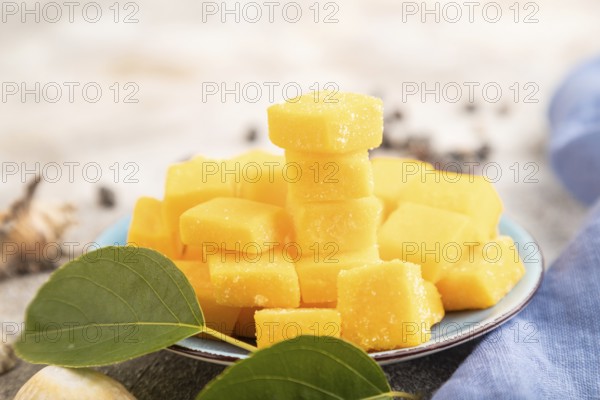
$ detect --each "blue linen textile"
[434,58,600,399]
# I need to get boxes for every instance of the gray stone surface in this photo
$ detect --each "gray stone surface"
[0,342,479,400]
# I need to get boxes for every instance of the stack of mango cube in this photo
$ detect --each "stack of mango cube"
[127,91,526,352]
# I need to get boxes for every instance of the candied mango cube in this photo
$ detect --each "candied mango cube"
[127,197,181,259]
[254,309,341,349]
[285,150,373,201]
[372,157,432,220]
[163,157,235,233]
[179,244,203,261]
[338,260,434,350]
[398,170,503,240]
[378,202,480,283]
[436,236,526,310]
[300,301,337,309]
[291,197,382,254]
[268,92,383,153]
[424,281,445,326]
[207,252,300,308]
[233,150,287,207]
[180,198,291,253]
[174,260,241,336]
[295,247,379,304]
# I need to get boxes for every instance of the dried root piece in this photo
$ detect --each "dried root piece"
[0,343,17,376]
[15,366,136,400]
[0,177,76,280]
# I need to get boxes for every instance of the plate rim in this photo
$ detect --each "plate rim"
[98,214,544,366]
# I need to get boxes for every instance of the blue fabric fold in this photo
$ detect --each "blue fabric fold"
[434,202,600,399]
[434,59,600,399]
[549,56,600,205]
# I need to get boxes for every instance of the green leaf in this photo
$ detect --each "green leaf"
[196,336,392,400]
[15,246,204,367]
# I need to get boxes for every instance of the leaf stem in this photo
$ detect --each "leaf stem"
[199,326,258,353]
[362,391,420,400]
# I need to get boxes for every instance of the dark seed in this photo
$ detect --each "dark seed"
[464,103,477,113]
[381,131,393,149]
[476,143,491,160]
[245,128,258,143]
[405,136,432,161]
[384,109,403,124]
[448,151,466,162]
[98,187,116,209]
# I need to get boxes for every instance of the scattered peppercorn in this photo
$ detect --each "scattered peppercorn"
[98,187,116,209]
[245,128,258,143]
[464,103,477,113]
[476,143,491,160]
[380,131,393,149]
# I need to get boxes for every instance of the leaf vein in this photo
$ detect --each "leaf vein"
[136,251,203,326]
[96,255,182,323]
[51,275,140,321]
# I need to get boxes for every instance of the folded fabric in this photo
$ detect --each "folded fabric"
[549,56,600,205]
[434,58,600,399]
[434,201,600,399]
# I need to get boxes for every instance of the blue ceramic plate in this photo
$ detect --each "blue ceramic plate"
[97,215,544,366]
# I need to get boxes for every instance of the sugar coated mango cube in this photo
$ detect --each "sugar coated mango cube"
[295,247,380,304]
[233,150,287,207]
[268,92,383,153]
[285,150,373,201]
[254,308,341,349]
[300,301,337,309]
[180,198,291,253]
[378,202,480,283]
[338,260,435,350]
[436,236,526,310]
[207,252,300,308]
[174,260,241,336]
[372,157,432,220]
[291,196,382,254]
[127,197,181,259]
[424,281,445,326]
[163,157,235,233]
[398,170,502,240]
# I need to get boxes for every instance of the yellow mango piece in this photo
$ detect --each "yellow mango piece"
[207,252,301,308]
[291,196,382,254]
[234,308,260,338]
[371,157,432,220]
[424,281,445,326]
[163,157,236,234]
[233,150,287,207]
[300,301,337,309]
[285,150,373,201]
[254,309,341,349]
[338,260,435,350]
[378,202,481,283]
[436,236,526,311]
[268,91,383,153]
[398,169,502,240]
[127,197,181,259]
[295,247,380,304]
[178,244,203,261]
[180,198,291,254]
[174,260,241,336]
